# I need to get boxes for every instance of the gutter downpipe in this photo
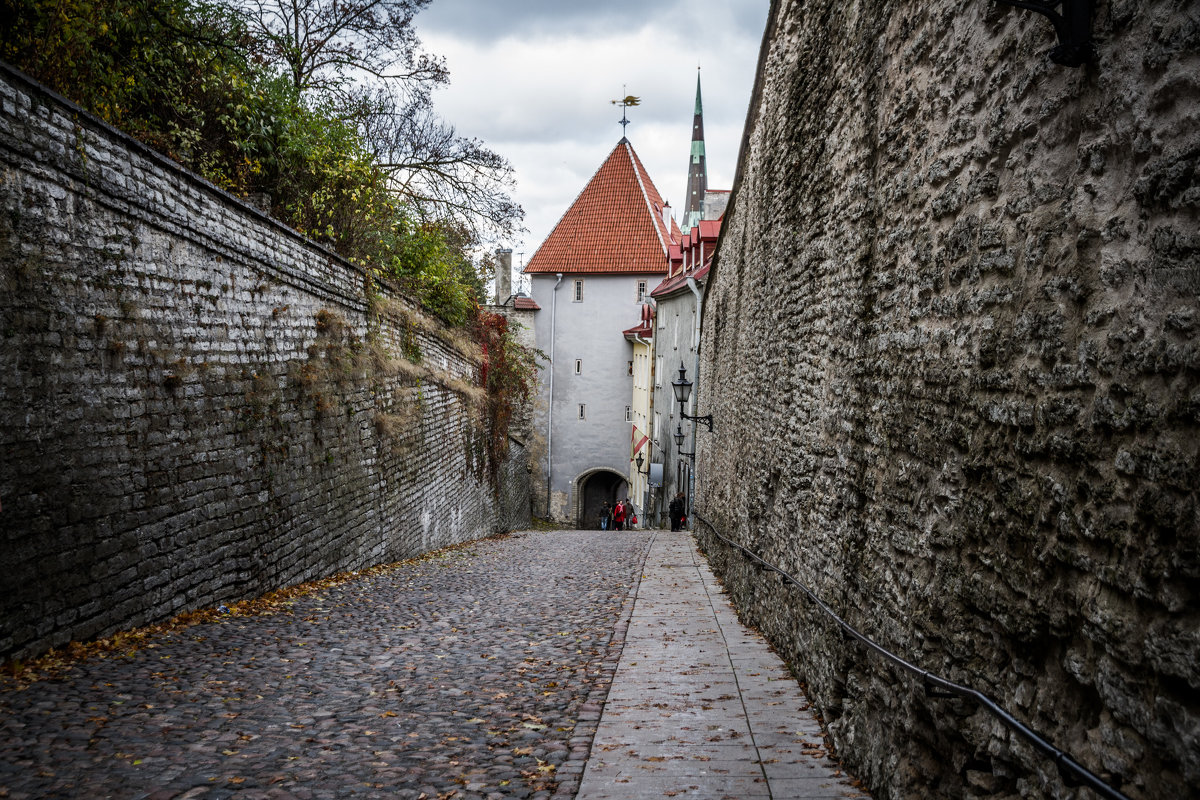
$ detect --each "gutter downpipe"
[546,273,564,518]
[633,329,652,526]
[686,276,704,529]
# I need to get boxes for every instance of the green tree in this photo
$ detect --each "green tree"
[1,0,512,327]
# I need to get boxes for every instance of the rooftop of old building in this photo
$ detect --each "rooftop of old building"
[524,139,680,275]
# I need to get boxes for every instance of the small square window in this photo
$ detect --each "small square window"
[573,279,584,302]
[578,403,587,420]
[574,359,582,375]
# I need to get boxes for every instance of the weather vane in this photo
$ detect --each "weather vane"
[611,86,641,136]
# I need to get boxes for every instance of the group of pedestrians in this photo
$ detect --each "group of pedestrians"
[598,492,689,532]
[598,499,635,531]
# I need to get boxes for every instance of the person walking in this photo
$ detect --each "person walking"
[612,500,626,531]
[669,492,686,531]
[599,501,611,531]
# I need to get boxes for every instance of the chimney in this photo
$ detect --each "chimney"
[495,249,513,305]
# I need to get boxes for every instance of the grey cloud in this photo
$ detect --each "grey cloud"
[417,0,766,43]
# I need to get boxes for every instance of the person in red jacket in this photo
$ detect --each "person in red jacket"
[612,500,626,531]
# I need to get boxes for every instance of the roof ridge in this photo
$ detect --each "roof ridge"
[625,141,668,258]
[524,139,672,275]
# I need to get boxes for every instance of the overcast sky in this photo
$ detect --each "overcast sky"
[413,1,770,285]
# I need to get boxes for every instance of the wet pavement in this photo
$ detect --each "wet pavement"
[0,529,867,799]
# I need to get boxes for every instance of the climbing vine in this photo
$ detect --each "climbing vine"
[472,311,543,486]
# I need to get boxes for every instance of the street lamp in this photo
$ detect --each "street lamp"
[634,452,651,475]
[671,362,712,432]
[673,424,695,458]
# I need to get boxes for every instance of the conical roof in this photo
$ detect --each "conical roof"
[525,140,678,274]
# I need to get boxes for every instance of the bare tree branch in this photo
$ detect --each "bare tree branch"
[234,0,446,96]
[231,0,522,243]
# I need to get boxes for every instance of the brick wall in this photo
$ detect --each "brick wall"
[697,3,1197,799]
[0,63,528,661]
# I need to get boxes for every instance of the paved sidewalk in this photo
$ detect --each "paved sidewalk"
[577,532,866,800]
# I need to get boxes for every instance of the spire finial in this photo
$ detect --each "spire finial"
[610,86,641,140]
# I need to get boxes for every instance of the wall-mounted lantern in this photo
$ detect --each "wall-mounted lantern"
[994,0,1094,67]
[673,424,696,459]
[671,363,713,432]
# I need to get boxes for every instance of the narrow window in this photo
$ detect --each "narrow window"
[627,360,634,376]
[578,403,587,420]
[625,405,632,423]
[636,280,647,302]
[573,279,584,302]
[574,359,582,375]
[655,355,663,386]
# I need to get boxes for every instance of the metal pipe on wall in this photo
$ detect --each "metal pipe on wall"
[546,273,564,517]
[686,276,704,527]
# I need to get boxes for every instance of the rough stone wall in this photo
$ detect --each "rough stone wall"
[697,3,1197,799]
[0,64,528,661]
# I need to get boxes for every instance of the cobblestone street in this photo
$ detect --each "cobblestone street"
[0,531,653,800]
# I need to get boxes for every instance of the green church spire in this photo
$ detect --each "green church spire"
[683,69,708,231]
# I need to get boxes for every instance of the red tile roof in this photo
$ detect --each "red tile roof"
[525,140,679,275]
[650,258,711,299]
[662,211,722,287]
[513,296,540,310]
[623,319,654,339]
[697,218,722,240]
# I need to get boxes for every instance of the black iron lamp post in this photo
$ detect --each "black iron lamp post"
[671,362,712,432]
[634,452,651,475]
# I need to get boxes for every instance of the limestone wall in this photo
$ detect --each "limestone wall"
[0,63,528,661]
[697,2,1197,798]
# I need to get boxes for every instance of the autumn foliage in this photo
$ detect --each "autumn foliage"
[0,0,495,327]
[472,311,542,485]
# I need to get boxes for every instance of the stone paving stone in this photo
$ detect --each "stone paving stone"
[0,531,653,800]
[577,532,868,800]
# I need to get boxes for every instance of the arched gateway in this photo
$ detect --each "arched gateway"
[573,468,628,530]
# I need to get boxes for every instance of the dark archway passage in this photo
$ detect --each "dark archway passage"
[577,470,626,529]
